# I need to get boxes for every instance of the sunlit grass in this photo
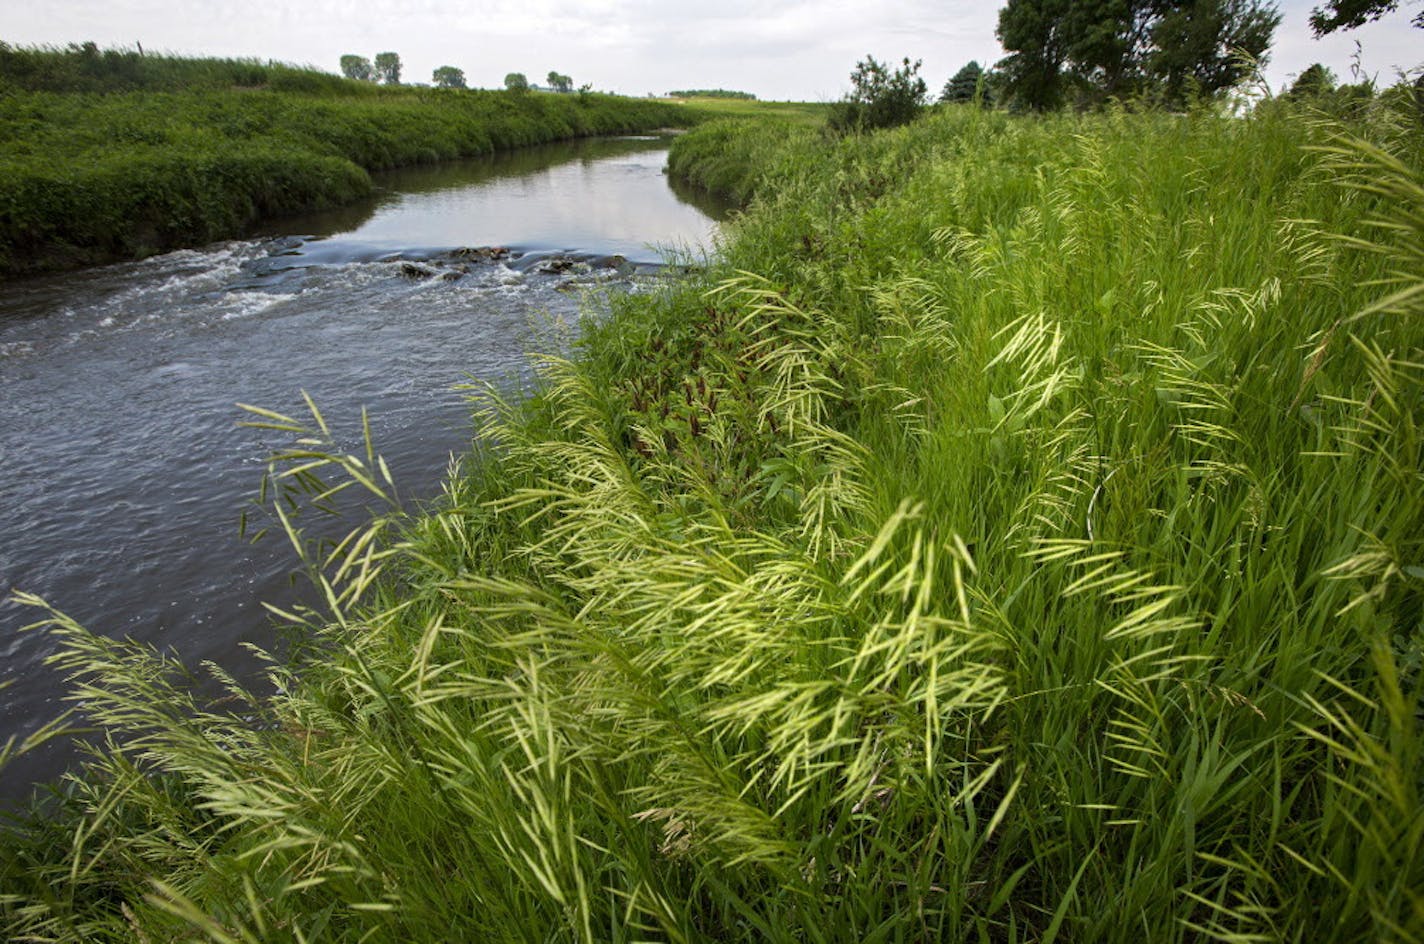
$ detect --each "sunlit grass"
[672,96,830,124]
[3,91,1422,942]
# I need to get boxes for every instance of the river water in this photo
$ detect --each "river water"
[0,135,730,798]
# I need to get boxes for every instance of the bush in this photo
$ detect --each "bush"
[826,55,927,133]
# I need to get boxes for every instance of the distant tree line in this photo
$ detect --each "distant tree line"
[339,55,579,94]
[827,0,1419,134]
[667,89,757,100]
[339,52,401,85]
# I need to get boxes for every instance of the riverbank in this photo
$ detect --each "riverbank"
[5,94,1422,941]
[0,51,690,277]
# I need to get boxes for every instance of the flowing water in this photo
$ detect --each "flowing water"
[0,135,731,798]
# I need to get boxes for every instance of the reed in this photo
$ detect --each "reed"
[3,91,1421,942]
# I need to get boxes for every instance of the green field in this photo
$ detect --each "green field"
[0,48,691,277]
[4,77,1423,943]
[670,95,830,124]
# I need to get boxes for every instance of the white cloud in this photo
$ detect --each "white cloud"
[2,0,1417,101]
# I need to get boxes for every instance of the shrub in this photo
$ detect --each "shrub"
[826,55,927,133]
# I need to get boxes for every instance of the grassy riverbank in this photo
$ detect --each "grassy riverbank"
[5,93,1423,941]
[0,48,690,277]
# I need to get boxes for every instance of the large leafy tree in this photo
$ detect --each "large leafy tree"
[997,0,1281,109]
[996,0,1072,110]
[433,66,466,89]
[373,51,401,85]
[1309,0,1423,33]
[546,71,573,93]
[1149,0,1281,102]
[504,72,529,92]
[339,55,373,82]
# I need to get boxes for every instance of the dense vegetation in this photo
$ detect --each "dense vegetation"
[668,89,758,100]
[995,0,1281,109]
[0,46,689,277]
[4,79,1422,940]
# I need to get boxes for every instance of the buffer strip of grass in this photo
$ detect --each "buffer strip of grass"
[3,96,1422,942]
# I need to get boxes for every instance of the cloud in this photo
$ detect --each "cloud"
[3,0,1416,101]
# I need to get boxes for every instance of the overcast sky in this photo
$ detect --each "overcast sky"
[1,1,1419,101]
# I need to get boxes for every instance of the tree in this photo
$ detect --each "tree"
[1309,0,1423,34]
[997,0,1281,110]
[374,51,401,85]
[1287,62,1337,97]
[546,71,573,93]
[433,66,466,89]
[1152,0,1280,103]
[504,72,529,92]
[827,55,927,132]
[339,54,374,82]
[996,0,1072,110]
[941,60,990,104]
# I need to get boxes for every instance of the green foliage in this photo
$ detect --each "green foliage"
[1288,62,1337,98]
[373,51,401,86]
[1310,0,1424,33]
[0,66,691,276]
[941,60,991,105]
[546,71,573,93]
[504,72,529,93]
[432,65,466,89]
[6,87,1424,944]
[0,42,354,94]
[826,55,927,133]
[996,0,1282,109]
[667,118,818,203]
[340,54,374,82]
[668,88,758,100]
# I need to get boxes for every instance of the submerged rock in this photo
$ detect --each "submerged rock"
[532,255,588,275]
[452,246,511,262]
[398,261,438,280]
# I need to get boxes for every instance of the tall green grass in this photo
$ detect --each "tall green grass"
[3,94,1422,942]
[0,47,691,276]
[0,42,357,95]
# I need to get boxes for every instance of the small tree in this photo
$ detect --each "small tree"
[433,66,466,89]
[546,71,573,93]
[828,55,927,133]
[340,55,374,82]
[941,60,990,105]
[374,51,401,85]
[504,72,529,92]
[1287,62,1336,98]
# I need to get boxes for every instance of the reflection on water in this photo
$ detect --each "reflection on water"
[0,137,722,800]
[269,135,737,261]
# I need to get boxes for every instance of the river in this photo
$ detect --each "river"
[0,135,731,799]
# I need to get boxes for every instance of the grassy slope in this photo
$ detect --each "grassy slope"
[0,50,690,277]
[4,98,1423,942]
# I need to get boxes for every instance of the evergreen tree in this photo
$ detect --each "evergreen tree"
[941,61,990,104]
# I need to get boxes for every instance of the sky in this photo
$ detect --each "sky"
[1,1,1419,101]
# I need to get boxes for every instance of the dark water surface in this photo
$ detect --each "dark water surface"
[0,136,729,798]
